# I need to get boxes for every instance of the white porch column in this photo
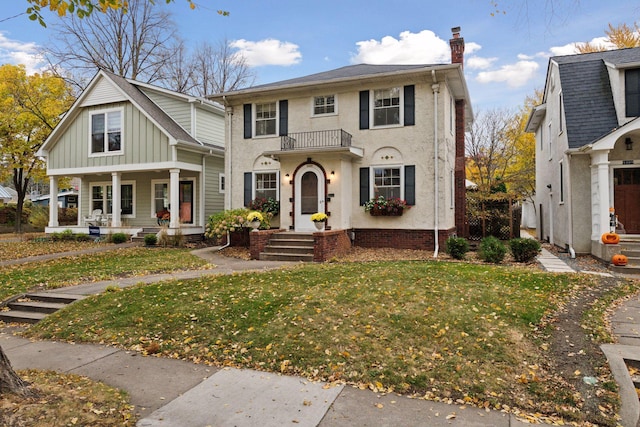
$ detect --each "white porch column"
[591,150,611,240]
[48,176,59,227]
[170,169,180,228]
[111,172,121,227]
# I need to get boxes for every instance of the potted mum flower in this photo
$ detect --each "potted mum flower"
[310,212,328,231]
[247,211,264,231]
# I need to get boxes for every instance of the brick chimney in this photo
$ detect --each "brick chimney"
[449,26,467,237]
[449,26,465,68]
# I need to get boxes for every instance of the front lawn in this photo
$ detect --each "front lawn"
[0,238,103,262]
[0,247,211,301]
[26,260,621,424]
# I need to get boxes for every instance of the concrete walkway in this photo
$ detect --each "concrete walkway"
[1,244,638,426]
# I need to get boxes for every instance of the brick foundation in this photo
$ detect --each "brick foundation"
[313,229,352,262]
[249,229,285,259]
[353,228,456,251]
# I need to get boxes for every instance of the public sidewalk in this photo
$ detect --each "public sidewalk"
[1,244,637,426]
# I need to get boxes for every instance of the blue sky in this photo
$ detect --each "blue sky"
[1,0,639,111]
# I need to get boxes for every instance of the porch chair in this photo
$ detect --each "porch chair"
[83,209,102,226]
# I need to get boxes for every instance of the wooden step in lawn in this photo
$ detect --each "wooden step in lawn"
[0,292,86,324]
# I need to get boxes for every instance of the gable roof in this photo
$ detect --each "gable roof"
[551,47,640,149]
[41,70,223,154]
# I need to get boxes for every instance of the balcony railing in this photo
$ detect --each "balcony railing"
[281,129,352,151]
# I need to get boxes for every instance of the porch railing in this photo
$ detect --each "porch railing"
[281,129,352,151]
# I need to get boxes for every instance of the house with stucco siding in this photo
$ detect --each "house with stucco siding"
[209,28,472,256]
[526,47,640,260]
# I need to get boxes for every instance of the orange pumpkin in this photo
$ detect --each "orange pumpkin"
[601,232,620,244]
[612,254,628,266]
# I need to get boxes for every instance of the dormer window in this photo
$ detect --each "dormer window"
[625,68,640,117]
[90,109,122,155]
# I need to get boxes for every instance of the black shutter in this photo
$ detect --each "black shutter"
[359,90,369,130]
[404,165,415,206]
[279,100,288,136]
[244,172,252,207]
[404,85,415,126]
[359,167,370,205]
[243,104,252,139]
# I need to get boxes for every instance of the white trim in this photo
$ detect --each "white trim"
[252,170,280,201]
[88,107,124,157]
[311,94,338,117]
[370,86,404,129]
[294,164,325,232]
[253,102,279,137]
[151,179,170,218]
[219,173,225,193]
[369,164,404,200]
[46,161,203,176]
[89,180,136,218]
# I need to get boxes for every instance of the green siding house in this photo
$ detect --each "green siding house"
[38,70,225,237]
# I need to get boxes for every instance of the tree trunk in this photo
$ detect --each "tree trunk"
[0,345,35,397]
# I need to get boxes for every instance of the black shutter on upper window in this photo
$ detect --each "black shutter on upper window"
[359,167,370,205]
[244,172,252,207]
[279,100,288,136]
[359,90,369,130]
[404,165,415,206]
[243,104,252,139]
[404,85,415,126]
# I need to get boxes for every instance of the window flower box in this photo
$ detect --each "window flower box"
[364,196,408,217]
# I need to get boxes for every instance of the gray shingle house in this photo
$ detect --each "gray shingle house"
[526,47,640,259]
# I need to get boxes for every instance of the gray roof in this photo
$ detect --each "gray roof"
[102,71,218,150]
[214,64,453,98]
[552,47,640,148]
[247,64,435,91]
[0,185,12,200]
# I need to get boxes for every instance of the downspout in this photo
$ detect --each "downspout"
[565,150,576,258]
[224,96,232,210]
[432,70,440,258]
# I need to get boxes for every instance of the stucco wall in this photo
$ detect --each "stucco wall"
[226,77,458,232]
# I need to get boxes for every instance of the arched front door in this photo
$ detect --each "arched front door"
[294,164,325,232]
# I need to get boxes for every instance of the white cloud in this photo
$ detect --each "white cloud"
[476,60,539,88]
[351,30,450,64]
[549,36,617,57]
[0,31,44,74]
[467,56,497,70]
[465,42,482,55]
[229,38,301,67]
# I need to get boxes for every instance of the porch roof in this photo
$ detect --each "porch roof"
[262,146,364,160]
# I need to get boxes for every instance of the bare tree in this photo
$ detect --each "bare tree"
[156,38,198,94]
[466,108,519,194]
[42,0,179,90]
[190,38,256,96]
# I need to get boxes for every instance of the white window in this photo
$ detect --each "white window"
[548,122,552,161]
[255,103,277,136]
[152,181,169,217]
[219,173,225,193]
[313,95,336,115]
[372,166,402,199]
[372,87,401,127]
[90,109,122,155]
[91,182,135,216]
[254,172,278,200]
[558,92,564,134]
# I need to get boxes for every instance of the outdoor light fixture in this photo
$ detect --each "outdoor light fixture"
[330,170,335,176]
[625,137,633,150]
[285,173,290,177]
